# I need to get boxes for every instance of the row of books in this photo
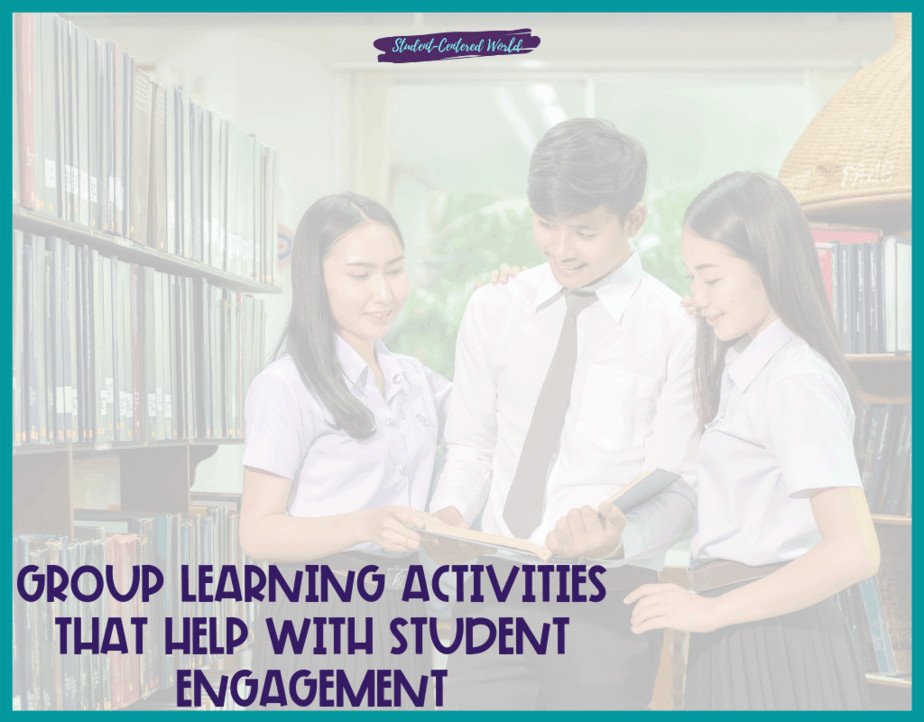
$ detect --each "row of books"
[812,225,911,354]
[13,230,266,446]
[837,561,910,678]
[13,504,252,711]
[858,403,912,516]
[13,13,278,284]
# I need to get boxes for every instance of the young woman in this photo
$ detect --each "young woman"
[239,192,450,696]
[239,192,518,702]
[624,172,880,710]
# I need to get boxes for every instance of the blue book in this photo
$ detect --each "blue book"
[857,577,897,675]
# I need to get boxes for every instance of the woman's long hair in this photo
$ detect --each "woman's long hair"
[685,172,861,430]
[276,192,403,439]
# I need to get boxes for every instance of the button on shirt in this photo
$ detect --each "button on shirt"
[691,319,863,566]
[242,338,451,518]
[429,255,699,566]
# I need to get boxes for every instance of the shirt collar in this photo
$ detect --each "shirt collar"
[335,335,401,394]
[533,251,644,322]
[725,318,797,392]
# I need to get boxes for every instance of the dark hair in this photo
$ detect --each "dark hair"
[275,192,403,439]
[527,118,647,219]
[684,171,861,431]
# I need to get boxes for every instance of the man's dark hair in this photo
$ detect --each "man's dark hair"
[527,118,647,220]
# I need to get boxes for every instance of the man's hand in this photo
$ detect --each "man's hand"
[545,503,627,559]
[475,264,524,289]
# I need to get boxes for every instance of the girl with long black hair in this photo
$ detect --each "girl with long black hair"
[238,193,449,699]
[625,172,880,710]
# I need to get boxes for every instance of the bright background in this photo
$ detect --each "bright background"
[66,12,896,490]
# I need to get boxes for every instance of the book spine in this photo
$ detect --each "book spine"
[13,235,23,444]
[67,242,79,441]
[120,262,134,440]
[857,577,898,675]
[128,66,151,245]
[16,15,38,209]
[81,245,96,444]
[77,27,90,228]
[895,237,911,352]
[882,236,897,352]
[130,265,144,442]
[143,267,157,441]
[165,86,177,255]
[868,241,883,353]
[87,33,99,229]
[49,238,63,442]
[40,14,58,217]
[151,83,168,252]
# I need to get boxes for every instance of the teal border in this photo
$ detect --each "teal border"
[2,4,916,717]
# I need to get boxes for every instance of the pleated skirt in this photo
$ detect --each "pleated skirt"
[684,590,869,710]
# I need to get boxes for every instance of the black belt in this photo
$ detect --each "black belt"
[689,559,787,594]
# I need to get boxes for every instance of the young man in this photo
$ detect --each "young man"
[428,118,700,709]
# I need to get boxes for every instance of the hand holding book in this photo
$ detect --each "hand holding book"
[421,469,682,562]
[545,503,627,560]
[422,506,491,562]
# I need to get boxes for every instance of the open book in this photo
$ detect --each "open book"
[420,468,682,561]
[419,521,555,561]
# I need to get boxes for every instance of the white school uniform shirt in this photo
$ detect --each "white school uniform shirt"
[429,254,700,567]
[242,337,451,520]
[691,319,863,566]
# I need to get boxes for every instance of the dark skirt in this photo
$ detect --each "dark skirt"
[684,589,869,710]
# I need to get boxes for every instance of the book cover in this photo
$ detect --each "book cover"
[39,14,58,217]
[16,14,38,210]
[128,66,152,245]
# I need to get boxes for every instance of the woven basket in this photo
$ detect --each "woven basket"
[779,14,910,214]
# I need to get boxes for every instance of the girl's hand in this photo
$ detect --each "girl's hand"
[624,583,724,634]
[476,264,523,288]
[421,506,483,562]
[680,296,702,318]
[360,506,432,552]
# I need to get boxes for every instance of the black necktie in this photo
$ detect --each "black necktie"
[503,290,597,538]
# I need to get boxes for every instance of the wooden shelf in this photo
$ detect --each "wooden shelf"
[872,514,911,527]
[847,353,911,364]
[13,439,243,456]
[804,199,910,238]
[866,673,911,689]
[850,350,911,401]
[13,207,279,294]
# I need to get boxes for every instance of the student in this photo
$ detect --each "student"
[238,192,449,694]
[624,171,879,710]
[428,118,700,709]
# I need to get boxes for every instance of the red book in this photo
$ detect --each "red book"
[16,14,37,209]
[815,242,836,306]
[811,224,881,309]
[811,223,881,245]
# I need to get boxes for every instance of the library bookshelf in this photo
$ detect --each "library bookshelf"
[810,204,911,711]
[12,12,277,710]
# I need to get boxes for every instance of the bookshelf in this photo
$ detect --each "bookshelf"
[806,207,912,712]
[14,207,279,294]
[12,12,274,710]
[777,12,911,708]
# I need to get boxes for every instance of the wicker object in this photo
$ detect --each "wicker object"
[779,14,910,215]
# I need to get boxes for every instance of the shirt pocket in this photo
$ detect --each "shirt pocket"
[574,365,658,450]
